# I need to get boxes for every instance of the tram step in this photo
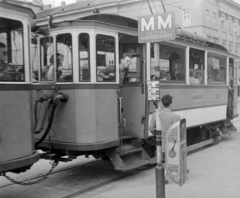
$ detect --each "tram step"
[105,139,152,171]
[118,159,151,171]
[116,147,143,156]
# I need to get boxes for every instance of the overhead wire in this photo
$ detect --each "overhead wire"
[151,0,158,14]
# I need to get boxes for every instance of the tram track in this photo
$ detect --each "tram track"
[0,159,100,188]
[61,173,133,198]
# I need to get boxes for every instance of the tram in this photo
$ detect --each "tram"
[0,2,39,173]
[30,11,238,171]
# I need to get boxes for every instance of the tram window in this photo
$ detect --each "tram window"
[122,44,141,83]
[40,37,54,81]
[96,34,116,82]
[207,53,226,84]
[79,33,90,82]
[151,43,185,83]
[57,33,73,82]
[31,38,39,82]
[0,17,24,82]
[189,49,205,84]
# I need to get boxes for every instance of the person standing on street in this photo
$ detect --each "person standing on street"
[149,94,181,159]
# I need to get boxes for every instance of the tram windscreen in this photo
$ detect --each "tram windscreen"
[57,33,73,82]
[96,34,116,82]
[0,17,24,82]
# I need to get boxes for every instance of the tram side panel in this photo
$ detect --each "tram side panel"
[148,85,228,128]
[34,87,119,148]
[0,90,34,162]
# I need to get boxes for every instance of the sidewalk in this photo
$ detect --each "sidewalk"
[80,132,240,198]
[79,100,240,198]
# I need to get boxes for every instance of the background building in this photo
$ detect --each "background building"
[34,0,240,57]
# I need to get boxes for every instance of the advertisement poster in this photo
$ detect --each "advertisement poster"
[165,119,187,186]
[147,81,160,101]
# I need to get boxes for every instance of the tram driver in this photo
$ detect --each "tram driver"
[42,53,64,81]
[98,53,132,86]
[0,42,17,81]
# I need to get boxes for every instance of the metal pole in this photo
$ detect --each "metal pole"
[154,43,165,198]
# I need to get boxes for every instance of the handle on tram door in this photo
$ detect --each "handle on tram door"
[141,59,146,94]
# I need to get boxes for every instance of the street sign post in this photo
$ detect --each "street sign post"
[138,11,177,198]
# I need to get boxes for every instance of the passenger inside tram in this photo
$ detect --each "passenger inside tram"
[42,53,64,81]
[0,42,18,81]
[189,70,200,84]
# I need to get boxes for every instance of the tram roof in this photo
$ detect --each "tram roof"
[36,0,122,19]
[0,1,36,19]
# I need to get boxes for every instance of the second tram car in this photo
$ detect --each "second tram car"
[0,2,39,173]
[30,13,238,171]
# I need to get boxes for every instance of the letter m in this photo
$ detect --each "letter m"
[141,16,154,31]
[158,14,172,29]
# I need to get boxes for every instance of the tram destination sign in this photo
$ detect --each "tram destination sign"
[138,12,176,43]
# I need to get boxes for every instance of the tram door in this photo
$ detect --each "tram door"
[119,36,146,139]
[228,58,236,119]
[228,58,238,118]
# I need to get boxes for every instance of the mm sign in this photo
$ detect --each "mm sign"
[138,12,176,43]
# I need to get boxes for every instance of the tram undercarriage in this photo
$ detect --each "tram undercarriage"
[35,117,237,172]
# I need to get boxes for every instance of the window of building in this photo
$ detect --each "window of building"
[56,34,73,82]
[205,10,210,27]
[0,17,24,82]
[151,43,186,83]
[229,43,233,53]
[207,53,227,84]
[96,34,116,82]
[222,40,226,48]
[189,48,205,85]
[234,20,238,34]
[212,12,216,29]
[182,10,191,27]
[220,13,226,31]
[79,33,90,82]
[228,17,233,34]
[235,45,239,55]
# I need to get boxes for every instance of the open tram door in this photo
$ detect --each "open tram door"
[223,58,238,135]
[105,34,154,171]
[228,58,238,119]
